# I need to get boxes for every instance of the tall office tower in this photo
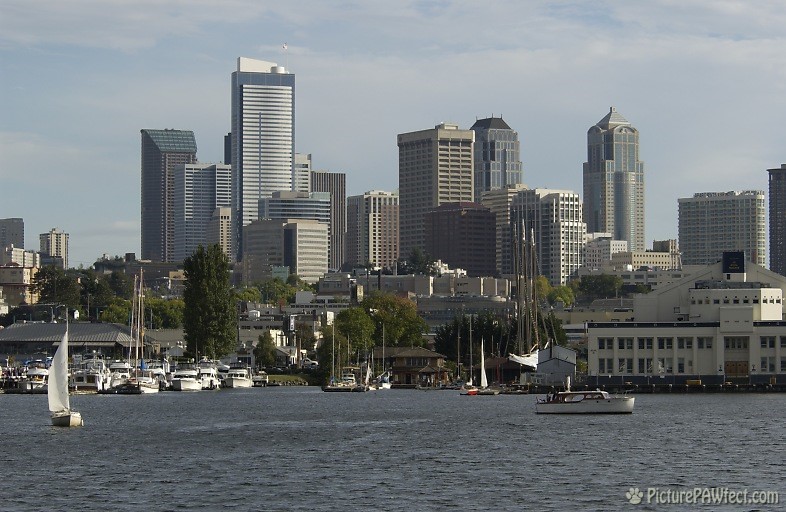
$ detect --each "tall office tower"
[39,227,69,269]
[583,107,645,252]
[310,171,346,270]
[768,164,786,276]
[470,117,523,203]
[259,191,331,230]
[231,57,295,259]
[678,191,766,266]
[398,123,474,259]
[242,218,328,285]
[0,218,24,250]
[511,189,586,286]
[481,184,529,276]
[293,153,312,193]
[207,207,233,261]
[173,163,232,262]
[140,129,198,262]
[346,191,399,270]
[425,202,496,277]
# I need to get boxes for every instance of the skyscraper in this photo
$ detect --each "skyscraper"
[173,163,232,262]
[511,189,586,286]
[768,164,786,276]
[583,107,645,252]
[140,129,198,262]
[346,191,399,270]
[293,153,312,193]
[0,218,24,250]
[40,227,69,269]
[231,57,295,259]
[310,171,346,270]
[398,123,474,259]
[470,117,523,203]
[678,191,766,266]
[481,184,529,276]
[425,202,496,277]
[207,207,233,262]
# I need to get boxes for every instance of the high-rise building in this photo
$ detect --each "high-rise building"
[173,163,232,262]
[583,107,645,252]
[242,218,328,285]
[583,234,628,270]
[231,57,295,259]
[425,202,496,277]
[259,191,331,228]
[40,227,69,269]
[310,171,346,270]
[398,123,474,259]
[511,189,586,286]
[470,117,523,203]
[0,218,24,250]
[481,184,529,276]
[293,153,312,193]
[140,129,198,262]
[207,207,233,262]
[768,164,786,276]
[678,191,766,266]
[346,191,399,270]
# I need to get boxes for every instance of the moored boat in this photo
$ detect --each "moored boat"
[171,366,201,391]
[223,366,252,388]
[535,378,634,414]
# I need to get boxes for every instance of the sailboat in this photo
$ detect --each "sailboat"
[116,271,160,394]
[508,224,541,375]
[476,338,500,395]
[49,320,84,427]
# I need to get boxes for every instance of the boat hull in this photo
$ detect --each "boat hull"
[172,379,202,391]
[535,397,635,414]
[223,378,252,389]
[51,410,83,427]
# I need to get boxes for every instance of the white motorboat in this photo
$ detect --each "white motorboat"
[197,361,221,390]
[252,371,269,387]
[535,378,634,414]
[170,366,201,391]
[107,360,131,388]
[223,367,252,388]
[19,365,48,392]
[71,355,110,392]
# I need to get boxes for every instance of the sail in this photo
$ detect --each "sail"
[48,329,70,413]
[508,351,538,370]
[480,339,488,389]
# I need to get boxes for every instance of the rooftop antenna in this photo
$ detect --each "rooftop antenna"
[282,42,288,70]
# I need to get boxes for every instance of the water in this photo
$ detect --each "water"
[1,388,783,511]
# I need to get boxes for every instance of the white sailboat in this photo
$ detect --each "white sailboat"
[477,338,500,395]
[49,321,83,427]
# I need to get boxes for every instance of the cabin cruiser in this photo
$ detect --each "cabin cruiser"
[107,360,131,389]
[252,370,269,387]
[18,364,49,392]
[197,360,221,390]
[170,365,201,391]
[70,354,110,392]
[222,366,252,388]
[535,378,634,414]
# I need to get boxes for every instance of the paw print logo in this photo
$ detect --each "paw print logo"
[626,487,643,505]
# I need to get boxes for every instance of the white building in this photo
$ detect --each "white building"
[206,207,233,262]
[583,233,628,270]
[587,252,786,386]
[346,190,399,270]
[39,228,68,268]
[0,246,40,268]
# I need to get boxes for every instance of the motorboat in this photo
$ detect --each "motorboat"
[70,355,110,392]
[223,367,252,388]
[251,370,269,387]
[170,366,201,391]
[535,378,634,414]
[106,360,131,389]
[19,364,49,393]
[197,360,221,390]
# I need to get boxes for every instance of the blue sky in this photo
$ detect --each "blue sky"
[2,1,785,267]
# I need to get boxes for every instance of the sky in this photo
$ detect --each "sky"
[2,1,786,268]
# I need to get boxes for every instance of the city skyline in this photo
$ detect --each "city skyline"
[2,2,785,267]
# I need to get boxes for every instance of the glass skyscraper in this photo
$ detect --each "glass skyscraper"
[231,57,295,260]
[583,107,645,252]
[470,117,523,203]
[768,164,786,276]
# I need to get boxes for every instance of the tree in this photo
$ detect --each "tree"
[398,248,436,275]
[235,286,262,304]
[576,275,623,302]
[31,266,81,309]
[183,244,237,360]
[258,278,297,305]
[99,298,131,324]
[254,330,277,368]
[335,307,375,357]
[363,292,427,348]
[146,297,185,329]
[548,285,575,307]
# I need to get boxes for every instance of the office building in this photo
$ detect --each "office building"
[231,57,295,259]
[583,233,628,270]
[511,189,586,286]
[470,117,523,203]
[768,164,786,276]
[259,191,331,225]
[398,123,474,259]
[583,107,645,251]
[346,191,399,270]
[678,191,766,266]
[293,153,312,193]
[310,171,346,270]
[140,129,198,262]
[425,202,496,277]
[39,228,69,269]
[242,218,328,285]
[173,163,232,262]
[481,184,529,276]
[207,207,233,262]
[0,218,24,250]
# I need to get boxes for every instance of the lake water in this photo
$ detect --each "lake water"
[0,388,783,511]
